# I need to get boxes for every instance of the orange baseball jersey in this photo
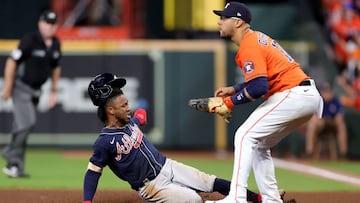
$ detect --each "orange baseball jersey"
[235,30,309,98]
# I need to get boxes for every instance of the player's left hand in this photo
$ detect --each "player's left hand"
[134,108,147,125]
[188,97,233,123]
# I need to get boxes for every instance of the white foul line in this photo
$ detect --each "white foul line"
[273,158,360,187]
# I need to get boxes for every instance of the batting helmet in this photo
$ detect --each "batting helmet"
[88,73,126,106]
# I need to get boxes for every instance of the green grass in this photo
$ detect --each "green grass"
[313,161,360,175]
[0,149,130,189]
[274,168,359,192]
[0,149,359,192]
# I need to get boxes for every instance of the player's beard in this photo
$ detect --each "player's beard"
[114,115,130,127]
[118,118,129,126]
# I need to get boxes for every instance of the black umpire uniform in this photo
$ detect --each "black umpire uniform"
[1,10,62,177]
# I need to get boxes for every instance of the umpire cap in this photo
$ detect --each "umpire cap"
[88,73,126,106]
[39,10,58,24]
[213,1,252,24]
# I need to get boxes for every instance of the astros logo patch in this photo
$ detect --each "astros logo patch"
[243,61,254,74]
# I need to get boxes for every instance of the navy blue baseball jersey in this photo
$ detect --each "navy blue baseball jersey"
[89,118,166,190]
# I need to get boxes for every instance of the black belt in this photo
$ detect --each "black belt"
[299,80,311,86]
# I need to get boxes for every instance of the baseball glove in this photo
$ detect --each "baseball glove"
[188,97,233,123]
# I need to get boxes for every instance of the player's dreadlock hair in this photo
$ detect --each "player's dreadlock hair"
[97,106,107,124]
[96,88,124,124]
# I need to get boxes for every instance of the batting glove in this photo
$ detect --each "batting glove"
[134,108,147,125]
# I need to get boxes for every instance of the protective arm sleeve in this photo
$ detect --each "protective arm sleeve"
[232,82,247,93]
[231,77,268,105]
[83,169,102,202]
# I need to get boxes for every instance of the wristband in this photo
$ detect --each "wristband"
[222,96,234,109]
[231,88,250,105]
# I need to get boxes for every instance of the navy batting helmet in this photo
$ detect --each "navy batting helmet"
[88,73,126,106]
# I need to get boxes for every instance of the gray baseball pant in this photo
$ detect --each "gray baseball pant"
[2,80,39,173]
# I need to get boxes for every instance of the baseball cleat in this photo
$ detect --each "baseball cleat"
[2,166,18,177]
[2,166,30,178]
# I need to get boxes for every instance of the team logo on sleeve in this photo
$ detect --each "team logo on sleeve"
[243,61,254,74]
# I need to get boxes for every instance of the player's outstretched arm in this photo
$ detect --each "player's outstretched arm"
[83,162,103,203]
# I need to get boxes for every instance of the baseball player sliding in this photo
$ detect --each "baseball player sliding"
[189,2,323,203]
[83,73,268,203]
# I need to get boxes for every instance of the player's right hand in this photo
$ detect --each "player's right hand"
[214,86,235,97]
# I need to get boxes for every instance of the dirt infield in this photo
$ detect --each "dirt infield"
[1,189,359,203]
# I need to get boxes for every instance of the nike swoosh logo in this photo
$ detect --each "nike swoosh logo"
[304,89,309,92]
[110,137,115,144]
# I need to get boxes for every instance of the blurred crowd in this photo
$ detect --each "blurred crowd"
[322,0,360,110]
[272,0,360,160]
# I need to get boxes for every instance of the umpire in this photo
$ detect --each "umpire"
[1,10,62,177]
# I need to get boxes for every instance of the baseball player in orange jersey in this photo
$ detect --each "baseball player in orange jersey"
[202,2,323,203]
